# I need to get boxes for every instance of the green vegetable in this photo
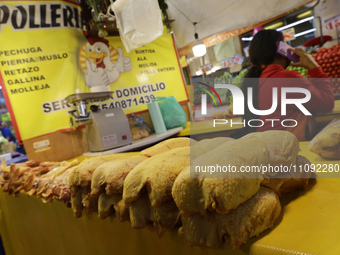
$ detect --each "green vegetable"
[286,65,308,77]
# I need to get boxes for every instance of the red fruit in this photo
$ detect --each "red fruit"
[332,62,336,66]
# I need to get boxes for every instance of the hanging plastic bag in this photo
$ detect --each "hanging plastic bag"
[111,0,163,53]
[155,96,188,129]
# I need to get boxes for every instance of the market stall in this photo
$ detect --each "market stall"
[0,140,340,255]
[0,0,339,254]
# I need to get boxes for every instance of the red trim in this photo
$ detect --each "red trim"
[0,72,22,144]
[178,99,189,104]
[171,33,189,101]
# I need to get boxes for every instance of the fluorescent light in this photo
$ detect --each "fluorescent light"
[241,37,253,41]
[196,71,203,76]
[264,21,284,30]
[241,16,315,42]
[277,16,314,31]
[294,28,316,38]
[297,10,312,19]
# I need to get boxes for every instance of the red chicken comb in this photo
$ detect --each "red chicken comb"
[87,37,109,46]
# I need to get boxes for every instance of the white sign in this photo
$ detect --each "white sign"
[325,14,340,30]
[33,140,50,151]
[282,28,295,41]
[232,54,245,65]
[201,63,213,72]
[221,58,234,68]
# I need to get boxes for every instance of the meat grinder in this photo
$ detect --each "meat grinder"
[65,91,132,152]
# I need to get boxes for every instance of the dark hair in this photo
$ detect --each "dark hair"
[238,30,284,136]
[247,29,284,75]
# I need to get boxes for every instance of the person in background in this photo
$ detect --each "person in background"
[0,121,16,143]
[241,29,334,141]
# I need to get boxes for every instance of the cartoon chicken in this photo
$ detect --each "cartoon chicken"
[84,37,132,92]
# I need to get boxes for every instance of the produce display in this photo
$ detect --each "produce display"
[286,65,308,77]
[308,119,340,159]
[0,131,312,250]
[312,44,340,94]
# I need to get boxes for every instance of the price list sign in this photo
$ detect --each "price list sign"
[232,54,245,65]
[221,58,234,68]
[201,63,213,72]
[325,14,340,30]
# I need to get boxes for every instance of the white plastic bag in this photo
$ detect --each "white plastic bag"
[111,0,163,52]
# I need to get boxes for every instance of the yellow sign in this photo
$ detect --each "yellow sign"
[78,35,188,114]
[0,0,87,142]
[0,0,188,142]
